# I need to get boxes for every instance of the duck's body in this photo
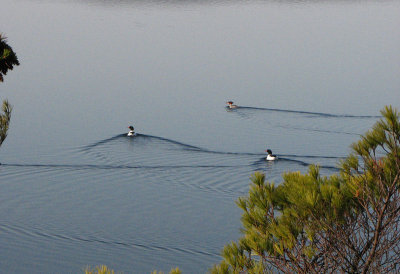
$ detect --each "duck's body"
[127,126,136,137]
[226,101,238,109]
[265,149,277,161]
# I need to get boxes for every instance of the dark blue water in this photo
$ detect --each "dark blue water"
[0,0,399,273]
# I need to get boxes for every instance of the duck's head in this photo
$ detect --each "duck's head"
[128,126,134,130]
[265,149,273,155]
[226,101,234,105]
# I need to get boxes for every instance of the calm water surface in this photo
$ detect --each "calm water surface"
[0,0,399,272]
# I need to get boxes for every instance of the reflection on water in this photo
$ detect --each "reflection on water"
[0,0,399,272]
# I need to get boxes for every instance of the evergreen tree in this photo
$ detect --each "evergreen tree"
[211,106,400,273]
[84,265,182,274]
[0,33,19,82]
[0,33,19,148]
[0,99,12,147]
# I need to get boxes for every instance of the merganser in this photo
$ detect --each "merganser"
[127,126,136,137]
[226,101,238,109]
[265,149,277,161]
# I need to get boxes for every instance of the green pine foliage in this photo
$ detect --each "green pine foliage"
[0,33,19,82]
[84,266,182,274]
[152,267,182,274]
[0,96,12,147]
[0,33,18,149]
[85,265,115,274]
[211,106,400,273]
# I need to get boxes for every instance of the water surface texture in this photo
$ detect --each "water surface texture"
[0,0,399,273]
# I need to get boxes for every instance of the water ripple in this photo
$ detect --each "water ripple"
[0,223,219,258]
[229,105,380,118]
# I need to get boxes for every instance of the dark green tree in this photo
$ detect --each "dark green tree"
[84,265,182,274]
[0,33,19,148]
[0,99,12,147]
[0,34,19,82]
[211,106,400,273]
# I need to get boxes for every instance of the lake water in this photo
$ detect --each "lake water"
[0,0,399,273]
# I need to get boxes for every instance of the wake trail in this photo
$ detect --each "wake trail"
[79,133,126,151]
[80,133,344,159]
[252,157,340,171]
[235,106,380,119]
[1,163,247,170]
[78,132,346,161]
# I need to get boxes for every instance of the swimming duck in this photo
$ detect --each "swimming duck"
[127,126,136,137]
[265,149,277,161]
[226,101,238,109]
